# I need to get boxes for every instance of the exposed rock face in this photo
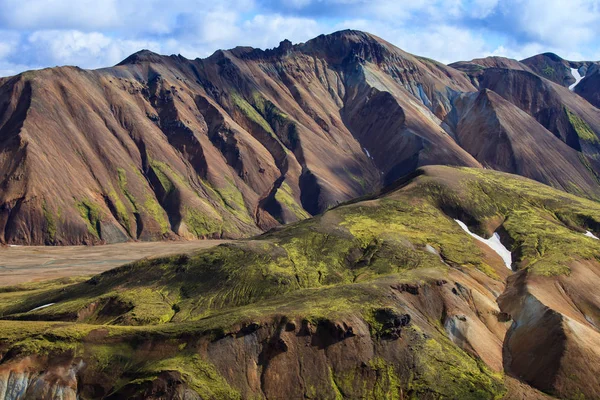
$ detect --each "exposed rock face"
[2,30,600,245]
[0,357,82,400]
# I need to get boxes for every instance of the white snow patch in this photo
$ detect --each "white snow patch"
[363,147,372,159]
[29,303,55,312]
[425,244,438,255]
[585,231,599,240]
[569,68,584,91]
[455,219,512,270]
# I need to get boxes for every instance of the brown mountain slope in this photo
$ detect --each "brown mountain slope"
[0,30,482,245]
[453,59,600,154]
[449,56,533,86]
[2,30,600,245]
[575,63,600,108]
[445,89,600,196]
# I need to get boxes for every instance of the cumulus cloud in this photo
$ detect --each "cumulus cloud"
[22,30,161,68]
[0,0,599,77]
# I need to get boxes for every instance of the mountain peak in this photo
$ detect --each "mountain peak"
[117,49,165,65]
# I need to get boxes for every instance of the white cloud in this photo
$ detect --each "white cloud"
[512,0,600,48]
[242,14,321,48]
[0,0,599,77]
[25,30,161,68]
[0,0,121,30]
[334,20,489,64]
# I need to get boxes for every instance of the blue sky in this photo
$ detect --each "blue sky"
[0,0,599,77]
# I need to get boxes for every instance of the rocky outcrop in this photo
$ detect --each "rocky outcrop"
[0,358,82,400]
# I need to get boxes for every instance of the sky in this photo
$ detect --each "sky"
[0,0,599,77]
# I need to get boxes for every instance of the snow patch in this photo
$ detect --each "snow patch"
[455,219,512,270]
[425,244,438,255]
[585,231,599,240]
[29,303,55,312]
[569,68,584,91]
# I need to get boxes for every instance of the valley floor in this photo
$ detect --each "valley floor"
[0,240,229,286]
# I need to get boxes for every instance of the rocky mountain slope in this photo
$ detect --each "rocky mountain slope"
[1,166,600,398]
[1,30,600,245]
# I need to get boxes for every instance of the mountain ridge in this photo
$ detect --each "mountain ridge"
[1,30,600,245]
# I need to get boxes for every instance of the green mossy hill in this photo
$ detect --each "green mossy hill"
[566,108,600,144]
[3,166,600,325]
[2,166,600,398]
[0,272,505,399]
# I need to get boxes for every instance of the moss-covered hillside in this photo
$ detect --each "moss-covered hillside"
[1,166,600,399]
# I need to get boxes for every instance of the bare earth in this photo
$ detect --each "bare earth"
[0,240,229,287]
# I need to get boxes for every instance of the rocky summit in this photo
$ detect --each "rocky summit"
[1,30,600,399]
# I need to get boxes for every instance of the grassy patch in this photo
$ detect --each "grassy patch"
[201,177,253,226]
[184,207,222,238]
[149,159,176,194]
[76,199,103,238]
[117,168,139,211]
[566,108,599,144]
[144,196,169,234]
[42,200,57,241]
[109,189,130,234]
[275,181,311,220]
[231,92,274,134]
[542,65,555,76]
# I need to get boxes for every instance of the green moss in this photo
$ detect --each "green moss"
[421,167,600,276]
[566,108,599,143]
[109,189,131,234]
[275,181,311,220]
[250,92,289,129]
[542,65,555,76]
[407,327,506,399]
[184,207,222,238]
[201,177,253,226]
[139,354,241,399]
[231,92,274,134]
[144,196,169,234]
[149,160,176,194]
[42,200,57,241]
[344,167,369,192]
[117,168,139,211]
[76,199,103,238]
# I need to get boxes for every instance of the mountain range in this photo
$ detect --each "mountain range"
[2,30,600,399]
[1,30,600,245]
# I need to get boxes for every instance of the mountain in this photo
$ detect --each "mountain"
[520,53,594,87]
[2,166,600,398]
[575,63,600,108]
[2,30,600,245]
